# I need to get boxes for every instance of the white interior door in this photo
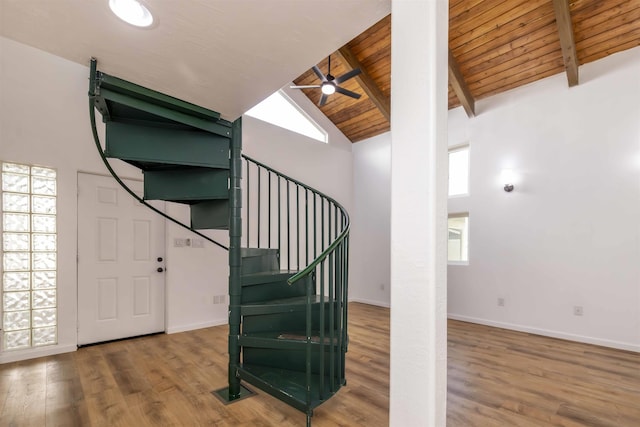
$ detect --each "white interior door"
[77,173,165,345]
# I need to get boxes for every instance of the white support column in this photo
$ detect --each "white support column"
[389,1,448,426]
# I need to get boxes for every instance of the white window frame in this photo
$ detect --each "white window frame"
[245,89,328,143]
[448,144,470,197]
[448,212,469,265]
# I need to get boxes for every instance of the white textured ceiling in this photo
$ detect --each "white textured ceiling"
[0,0,390,120]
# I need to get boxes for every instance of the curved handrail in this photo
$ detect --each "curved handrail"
[288,222,349,285]
[240,155,350,284]
[88,60,228,251]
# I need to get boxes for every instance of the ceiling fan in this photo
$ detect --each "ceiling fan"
[290,55,362,106]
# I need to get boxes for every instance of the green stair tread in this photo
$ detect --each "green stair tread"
[240,330,342,347]
[144,168,229,202]
[241,295,334,316]
[241,248,279,257]
[241,270,298,286]
[238,364,339,413]
[105,121,230,169]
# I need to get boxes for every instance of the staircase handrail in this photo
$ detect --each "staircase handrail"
[88,58,228,251]
[240,154,350,284]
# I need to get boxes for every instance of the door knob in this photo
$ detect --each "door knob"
[157,267,164,273]
[157,257,163,262]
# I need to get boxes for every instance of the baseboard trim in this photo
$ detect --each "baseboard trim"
[447,313,640,353]
[0,344,77,364]
[349,298,390,308]
[166,318,228,334]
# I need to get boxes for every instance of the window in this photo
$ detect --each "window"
[448,214,468,263]
[245,90,328,143]
[2,162,57,350]
[448,145,469,196]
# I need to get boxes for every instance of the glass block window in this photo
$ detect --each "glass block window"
[2,162,57,350]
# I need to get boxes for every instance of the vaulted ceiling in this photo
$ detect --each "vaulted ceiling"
[1,1,638,144]
[293,0,640,142]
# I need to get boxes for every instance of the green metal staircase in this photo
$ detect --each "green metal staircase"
[88,60,350,426]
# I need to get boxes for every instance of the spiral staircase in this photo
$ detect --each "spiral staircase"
[88,59,350,426]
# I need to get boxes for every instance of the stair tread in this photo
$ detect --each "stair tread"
[242,330,341,344]
[241,247,279,257]
[241,270,298,286]
[238,364,339,412]
[240,295,335,316]
[242,295,330,307]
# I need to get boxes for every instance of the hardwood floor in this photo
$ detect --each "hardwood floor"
[1,303,639,426]
[447,320,640,427]
[0,303,389,427]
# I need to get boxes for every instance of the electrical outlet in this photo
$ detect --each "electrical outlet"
[213,295,226,305]
[192,238,205,248]
[174,238,186,247]
[497,297,505,307]
[573,306,583,316]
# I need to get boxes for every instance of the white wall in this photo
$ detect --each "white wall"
[351,132,391,306]
[0,36,142,362]
[352,46,640,352]
[0,36,353,360]
[447,46,640,351]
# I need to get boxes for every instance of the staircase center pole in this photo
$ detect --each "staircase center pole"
[228,117,243,398]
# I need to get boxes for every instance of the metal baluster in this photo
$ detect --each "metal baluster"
[336,240,343,383]
[257,166,261,248]
[329,250,335,391]
[306,271,314,414]
[246,158,250,248]
[343,234,350,375]
[286,180,290,270]
[334,205,338,240]
[319,261,325,399]
[296,185,300,270]
[328,203,332,256]
[305,189,309,267]
[321,197,325,254]
[278,176,281,256]
[268,172,271,248]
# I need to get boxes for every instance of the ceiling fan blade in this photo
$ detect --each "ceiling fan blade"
[312,65,327,82]
[319,93,328,106]
[290,85,322,89]
[335,68,362,84]
[335,86,362,99]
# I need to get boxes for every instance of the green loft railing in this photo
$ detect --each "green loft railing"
[242,155,351,414]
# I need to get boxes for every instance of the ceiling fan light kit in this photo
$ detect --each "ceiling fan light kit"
[321,83,336,95]
[291,55,362,106]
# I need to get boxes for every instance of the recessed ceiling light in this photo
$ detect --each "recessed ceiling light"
[109,0,154,28]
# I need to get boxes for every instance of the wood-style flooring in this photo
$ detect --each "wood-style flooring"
[1,303,639,426]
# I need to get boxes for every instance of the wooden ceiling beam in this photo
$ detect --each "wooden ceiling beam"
[336,46,391,122]
[448,49,475,117]
[552,0,579,86]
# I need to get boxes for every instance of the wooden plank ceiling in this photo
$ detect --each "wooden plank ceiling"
[292,0,640,142]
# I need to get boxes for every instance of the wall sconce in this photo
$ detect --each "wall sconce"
[501,169,515,192]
